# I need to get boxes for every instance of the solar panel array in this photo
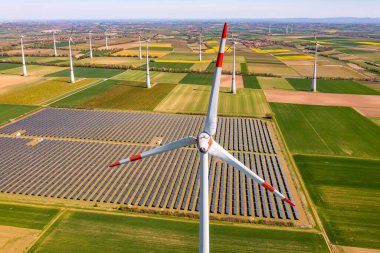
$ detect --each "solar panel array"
[0,108,277,153]
[0,108,298,220]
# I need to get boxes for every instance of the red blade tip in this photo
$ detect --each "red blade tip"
[109,161,120,167]
[284,198,295,206]
[222,22,228,39]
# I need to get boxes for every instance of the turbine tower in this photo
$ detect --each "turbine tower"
[230,34,237,94]
[68,33,75,84]
[53,32,58,57]
[199,28,203,61]
[138,33,142,60]
[109,22,295,253]
[142,34,158,88]
[88,31,93,58]
[105,31,109,50]
[268,24,272,34]
[20,35,27,76]
[311,34,319,92]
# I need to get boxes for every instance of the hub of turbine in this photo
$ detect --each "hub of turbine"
[197,132,213,153]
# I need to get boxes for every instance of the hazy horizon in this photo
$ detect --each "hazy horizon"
[0,0,379,20]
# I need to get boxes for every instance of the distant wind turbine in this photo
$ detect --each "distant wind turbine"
[105,31,109,50]
[199,28,203,61]
[68,30,75,84]
[88,31,93,58]
[226,33,239,94]
[141,33,159,88]
[268,24,272,34]
[311,34,320,92]
[109,22,295,253]
[138,32,142,60]
[20,35,27,76]
[53,32,58,57]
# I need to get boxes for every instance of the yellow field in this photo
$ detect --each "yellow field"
[205,46,232,53]
[323,30,337,33]
[113,50,169,57]
[205,40,218,45]
[277,55,314,60]
[253,49,290,54]
[155,59,212,63]
[358,41,380,46]
[149,43,172,47]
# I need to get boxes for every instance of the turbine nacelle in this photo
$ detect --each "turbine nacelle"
[197,132,212,153]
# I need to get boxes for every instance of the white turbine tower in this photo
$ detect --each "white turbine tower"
[20,35,27,76]
[141,33,158,89]
[311,34,320,92]
[53,32,58,57]
[199,28,203,61]
[88,31,93,58]
[105,31,109,50]
[138,33,142,60]
[68,32,75,84]
[228,34,238,94]
[109,22,295,253]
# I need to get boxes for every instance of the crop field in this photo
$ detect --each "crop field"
[179,73,213,85]
[286,78,379,95]
[2,65,67,76]
[0,104,38,123]
[0,203,58,230]
[29,211,328,253]
[0,78,97,105]
[51,79,122,108]
[243,76,261,89]
[0,108,301,222]
[153,72,187,83]
[79,82,176,111]
[257,77,295,90]
[0,74,41,94]
[160,52,216,61]
[46,67,125,78]
[290,65,365,78]
[77,56,145,67]
[155,84,271,117]
[295,155,380,249]
[248,63,300,76]
[112,69,161,82]
[129,46,173,51]
[0,63,21,71]
[113,50,169,57]
[148,61,193,69]
[271,103,380,159]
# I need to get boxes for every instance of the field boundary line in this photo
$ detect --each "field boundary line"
[25,208,66,252]
[40,79,106,106]
[271,114,334,253]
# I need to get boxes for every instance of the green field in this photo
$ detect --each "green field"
[0,62,20,71]
[0,203,58,230]
[243,75,261,89]
[161,52,216,61]
[295,155,380,249]
[30,211,329,253]
[51,79,121,108]
[155,84,271,117]
[257,77,295,90]
[148,61,193,69]
[0,104,38,123]
[112,69,161,82]
[286,78,379,95]
[240,63,248,74]
[80,82,176,111]
[46,67,124,78]
[271,103,380,159]
[0,78,97,105]
[179,73,213,85]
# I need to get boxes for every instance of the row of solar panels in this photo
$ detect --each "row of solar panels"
[0,137,297,220]
[0,108,277,153]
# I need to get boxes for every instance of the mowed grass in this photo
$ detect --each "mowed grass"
[0,78,97,105]
[81,82,176,111]
[51,79,121,108]
[243,75,261,89]
[155,84,271,117]
[46,67,124,78]
[257,77,295,90]
[0,203,58,230]
[287,78,380,95]
[0,104,38,123]
[0,62,21,71]
[30,211,329,253]
[295,155,380,249]
[271,103,380,159]
[179,73,213,85]
[112,69,161,82]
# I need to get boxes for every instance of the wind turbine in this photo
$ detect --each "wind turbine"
[268,24,272,34]
[20,35,27,76]
[226,33,238,94]
[199,28,203,61]
[105,31,109,50]
[109,22,295,253]
[53,32,58,57]
[311,34,320,92]
[138,32,142,60]
[140,33,159,89]
[88,31,93,58]
[68,30,75,84]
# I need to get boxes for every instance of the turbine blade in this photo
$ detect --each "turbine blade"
[109,137,196,167]
[204,22,228,136]
[208,141,295,206]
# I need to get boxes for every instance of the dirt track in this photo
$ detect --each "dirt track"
[264,90,380,117]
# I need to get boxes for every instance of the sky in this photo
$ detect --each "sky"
[0,0,379,20]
